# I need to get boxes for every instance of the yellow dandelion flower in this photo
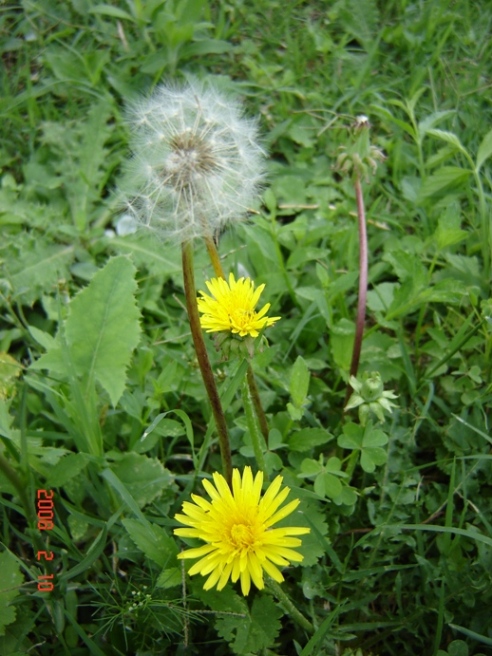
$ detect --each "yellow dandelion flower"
[197,272,280,338]
[174,466,310,596]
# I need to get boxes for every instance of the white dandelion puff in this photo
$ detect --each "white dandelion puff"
[120,78,266,243]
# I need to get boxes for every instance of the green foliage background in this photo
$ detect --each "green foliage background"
[0,0,491,654]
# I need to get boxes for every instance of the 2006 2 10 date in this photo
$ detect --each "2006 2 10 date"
[36,489,55,592]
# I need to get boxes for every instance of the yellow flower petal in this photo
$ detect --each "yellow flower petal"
[173,466,310,596]
[197,273,280,338]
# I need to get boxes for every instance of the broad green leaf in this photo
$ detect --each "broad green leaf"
[363,428,388,447]
[316,472,342,499]
[360,447,387,473]
[476,127,492,171]
[282,499,330,568]
[181,39,233,57]
[33,256,141,406]
[109,234,181,277]
[28,326,57,351]
[66,257,140,404]
[289,355,310,408]
[89,3,134,20]
[216,594,282,654]
[418,111,455,138]
[337,423,363,450]
[288,428,333,452]
[330,318,355,372]
[287,402,304,421]
[0,550,23,637]
[372,105,415,139]
[418,167,471,201]
[435,211,468,249]
[109,452,173,508]
[299,458,323,477]
[425,129,467,155]
[47,453,91,487]
[122,518,178,568]
[337,486,358,506]
[156,567,182,589]
[9,242,74,305]
[338,424,388,473]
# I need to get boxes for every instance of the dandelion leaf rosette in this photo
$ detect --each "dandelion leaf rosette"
[32,256,141,406]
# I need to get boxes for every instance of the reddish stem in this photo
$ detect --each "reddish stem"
[344,175,368,406]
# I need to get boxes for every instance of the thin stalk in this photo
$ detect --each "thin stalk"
[182,241,232,486]
[242,377,268,479]
[203,234,271,440]
[344,175,368,407]
[203,234,224,278]
[246,363,269,440]
[266,576,314,633]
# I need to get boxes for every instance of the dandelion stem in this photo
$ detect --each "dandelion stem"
[203,234,224,278]
[203,234,271,440]
[266,576,314,633]
[242,377,268,480]
[182,241,233,486]
[246,363,269,440]
[345,174,368,407]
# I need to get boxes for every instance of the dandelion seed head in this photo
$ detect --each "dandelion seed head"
[121,79,265,243]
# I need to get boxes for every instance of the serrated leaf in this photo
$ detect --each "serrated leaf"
[9,242,74,305]
[47,453,90,487]
[418,167,471,200]
[122,518,178,568]
[67,256,140,404]
[418,111,455,137]
[109,452,173,508]
[34,256,141,406]
[288,428,333,452]
[425,128,467,155]
[476,127,492,171]
[215,595,282,655]
[157,567,182,589]
[283,500,328,567]
[0,550,23,637]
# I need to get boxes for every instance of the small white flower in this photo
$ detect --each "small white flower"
[120,78,265,243]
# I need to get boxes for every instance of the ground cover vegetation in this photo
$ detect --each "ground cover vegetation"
[0,0,491,654]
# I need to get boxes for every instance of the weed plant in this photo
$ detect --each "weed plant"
[0,1,491,655]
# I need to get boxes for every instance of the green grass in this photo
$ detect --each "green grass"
[1,0,491,654]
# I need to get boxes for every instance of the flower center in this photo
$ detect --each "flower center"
[229,523,254,549]
[166,130,218,191]
[230,308,255,329]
